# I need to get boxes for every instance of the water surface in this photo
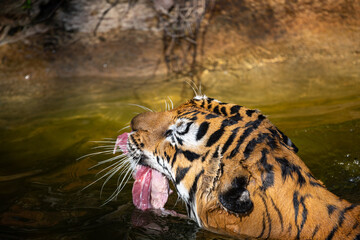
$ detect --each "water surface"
[0,70,359,239]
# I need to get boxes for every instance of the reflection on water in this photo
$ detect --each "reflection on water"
[0,70,359,239]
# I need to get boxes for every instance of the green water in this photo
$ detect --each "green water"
[0,72,359,239]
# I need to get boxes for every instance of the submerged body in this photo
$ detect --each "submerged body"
[122,96,360,239]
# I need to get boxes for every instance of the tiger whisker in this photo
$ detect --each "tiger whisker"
[81,165,120,192]
[101,166,133,206]
[89,140,116,144]
[105,165,134,203]
[99,162,127,199]
[116,161,133,187]
[127,103,154,112]
[118,125,130,133]
[77,150,114,161]
[164,99,167,111]
[185,79,199,96]
[168,96,174,109]
[91,145,114,150]
[90,154,127,171]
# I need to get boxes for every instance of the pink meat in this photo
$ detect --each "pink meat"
[150,170,170,209]
[114,132,170,211]
[132,165,152,210]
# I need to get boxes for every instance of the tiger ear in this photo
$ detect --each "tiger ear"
[218,176,253,214]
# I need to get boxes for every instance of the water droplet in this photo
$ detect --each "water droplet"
[24,74,31,80]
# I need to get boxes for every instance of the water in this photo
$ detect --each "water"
[0,70,359,239]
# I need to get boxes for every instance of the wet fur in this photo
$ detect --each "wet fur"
[128,96,360,239]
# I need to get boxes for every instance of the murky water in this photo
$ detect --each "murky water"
[0,69,359,239]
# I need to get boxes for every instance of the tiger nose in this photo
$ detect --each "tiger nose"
[130,112,157,131]
[130,111,172,132]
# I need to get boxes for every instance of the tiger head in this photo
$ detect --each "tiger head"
[125,95,360,239]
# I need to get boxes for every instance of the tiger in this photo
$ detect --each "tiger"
[123,95,360,239]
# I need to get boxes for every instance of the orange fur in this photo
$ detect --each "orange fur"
[129,96,360,239]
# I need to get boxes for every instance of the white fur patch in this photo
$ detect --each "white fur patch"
[193,95,208,100]
[176,182,190,201]
[166,118,204,148]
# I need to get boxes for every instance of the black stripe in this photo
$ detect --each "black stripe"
[213,105,220,115]
[307,172,325,188]
[156,156,161,165]
[164,152,171,162]
[178,122,193,135]
[325,205,357,240]
[288,224,292,233]
[221,118,237,127]
[327,205,337,216]
[175,136,183,145]
[295,168,306,187]
[270,197,284,232]
[257,214,266,238]
[187,116,198,121]
[230,105,241,114]
[220,106,227,116]
[196,121,209,140]
[212,146,219,159]
[207,97,214,104]
[298,196,309,239]
[206,128,225,147]
[310,181,324,187]
[175,166,190,184]
[245,114,266,128]
[258,193,272,238]
[182,150,200,162]
[276,127,299,153]
[275,157,306,187]
[189,169,204,204]
[293,191,300,230]
[205,114,218,119]
[221,127,239,155]
[171,148,179,167]
[353,222,359,230]
[201,151,209,162]
[230,113,243,122]
[355,234,360,240]
[312,225,320,239]
[243,133,269,159]
[259,148,274,191]
[228,114,265,158]
[178,110,198,118]
[229,127,254,158]
[326,227,338,240]
[246,109,256,117]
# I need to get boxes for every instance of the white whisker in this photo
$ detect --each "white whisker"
[102,165,133,205]
[127,103,154,112]
[89,140,116,144]
[99,163,125,198]
[117,125,130,133]
[91,145,114,150]
[185,79,198,96]
[77,150,114,161]
[90,155,126,171]
[168,96,174,109]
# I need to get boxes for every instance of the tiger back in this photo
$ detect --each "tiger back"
[128,96,360,239]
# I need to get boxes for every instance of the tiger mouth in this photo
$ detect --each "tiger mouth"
[114,132,171,211]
